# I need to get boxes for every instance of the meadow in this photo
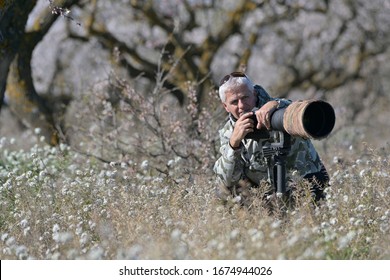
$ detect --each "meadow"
[1,0,389,262]
[0,131,389,260]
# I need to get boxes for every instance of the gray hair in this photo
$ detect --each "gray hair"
[218,74,255,102]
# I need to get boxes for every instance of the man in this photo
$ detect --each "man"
[213,72,329,205]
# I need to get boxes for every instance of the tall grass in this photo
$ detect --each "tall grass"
[1,134,389,260]
[1,63,389,259]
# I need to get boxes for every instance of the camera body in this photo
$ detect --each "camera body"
[249,107,259,127]
[245,107,271,140]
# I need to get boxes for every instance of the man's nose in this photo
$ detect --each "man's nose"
[238,99,245,109]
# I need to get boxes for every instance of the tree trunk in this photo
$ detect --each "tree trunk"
[0,0,35,110]
[7,52,59,145]
[1,0,79,144]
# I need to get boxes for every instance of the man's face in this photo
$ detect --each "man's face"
[223,84,257,119]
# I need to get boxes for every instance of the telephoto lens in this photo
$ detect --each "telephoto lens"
[245,100,336,140]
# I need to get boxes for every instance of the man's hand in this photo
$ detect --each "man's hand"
[254,100,279,130]
[229,112,255,149]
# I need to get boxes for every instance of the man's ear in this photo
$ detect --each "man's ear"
[222,102,229,113]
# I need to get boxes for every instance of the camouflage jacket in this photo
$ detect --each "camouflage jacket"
[213,85,324,190]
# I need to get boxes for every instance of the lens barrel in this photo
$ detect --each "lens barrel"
[282,100,335,139]
[248,100,336,140]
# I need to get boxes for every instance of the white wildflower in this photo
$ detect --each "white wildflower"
[287,234,299,247]
[140,160,149,170]
[324,229,337,242]
[207,239,218,249]
[321,222,330,228]
[87,247,105,260]
[380,223,389,233]
[1,233,9,242]
[20,219,29,228]
[66,249,79,259]
[52,224,60,233]
[3,247,12,255]
[53,232,73,244]
[249,230,264,242]
[39,170,47,179]
[15,245,28,259]
[80,232,89,247]
[338,231,356,249]
[230,229,240,240]
[88,221,96,230]
[314,250,325,259]
[75,225,83,236]
[167,159,175,167]
[356,204,365,212]
[236,249,246,259]
[271,220,282,229]
[59,143,67,151]
[164,219,173,227]
[217,242,225,251]
[338,226,345,232]
[23,227,31,236]
[50,252,61,260]
[5,236,15,246]
[128,244,143,259]
[377,171,388,177]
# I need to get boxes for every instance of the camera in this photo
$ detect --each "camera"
[245,100,335,140]
[245,108,271,139]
